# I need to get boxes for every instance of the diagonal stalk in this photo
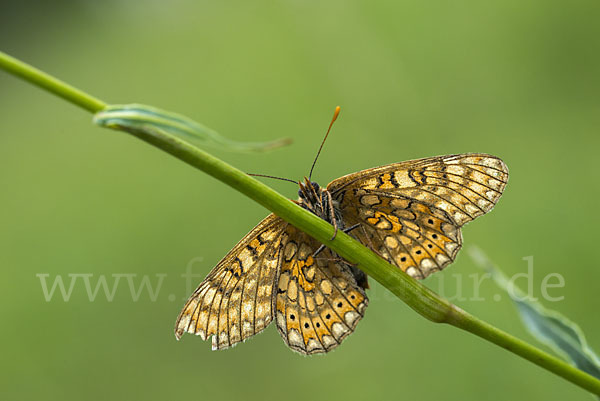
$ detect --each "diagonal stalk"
[1,50,598,395]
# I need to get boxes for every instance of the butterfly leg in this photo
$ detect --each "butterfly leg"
[313,223,361,258]
[356,224,389,262]
[326,191,340,241]
[344,223,361,233]
[312,245,327,258]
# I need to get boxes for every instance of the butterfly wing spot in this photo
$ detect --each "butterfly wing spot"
[441,223,459,241]
[322,335,338,349]
[405,266,424,279]
[287,276,298,301]
[287,328,304,350]
[284,241,298,261]
[393,209,416,221]
[332,276,349,290]
[320,279,333,295]
[360,194,381,206]
[331,322,350,339]
[384,235,399,249]
[390,198,411,209]
[306,337,322,353]
[454,155,507,173]
[403,220,420,235]
[419,258,437,276]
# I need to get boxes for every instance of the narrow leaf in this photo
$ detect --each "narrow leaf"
[469,246,600,381]
[93,104,291,152]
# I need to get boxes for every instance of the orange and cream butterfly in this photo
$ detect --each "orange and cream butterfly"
[175,107,508,354]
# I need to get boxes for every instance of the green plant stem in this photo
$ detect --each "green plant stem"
[0,51,106,113]
[446,307,600,393]
[2,50,599,396]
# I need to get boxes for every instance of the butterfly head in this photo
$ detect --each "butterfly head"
[298,177,325,216]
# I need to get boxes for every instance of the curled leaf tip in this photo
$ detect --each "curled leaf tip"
[93,104,291,153]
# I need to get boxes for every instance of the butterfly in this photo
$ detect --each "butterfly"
[174,110,509,355]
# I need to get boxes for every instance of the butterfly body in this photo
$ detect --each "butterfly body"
[298,177,369,289]
[175,153,508,354]
[297,178,345,232]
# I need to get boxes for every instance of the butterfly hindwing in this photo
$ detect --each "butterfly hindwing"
[275,225,368,354]
[328,154,508,279]
[175,214,288,349]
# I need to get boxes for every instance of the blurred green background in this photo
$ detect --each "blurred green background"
[2,0,599,400]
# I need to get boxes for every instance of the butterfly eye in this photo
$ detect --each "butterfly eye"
[298,189,304,198]
[311,181,320,191]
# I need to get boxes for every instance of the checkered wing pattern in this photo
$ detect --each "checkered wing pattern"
[328,154,508,279]
[175,214,287,349]
[275,225,368,354]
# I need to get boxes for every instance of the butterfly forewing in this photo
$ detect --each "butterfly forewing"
[328,154,508,279]
[275,225,368,354]
[175,214,288,349]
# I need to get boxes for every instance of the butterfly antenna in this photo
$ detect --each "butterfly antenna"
[247,173,298,184]
[309,106,341,180]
